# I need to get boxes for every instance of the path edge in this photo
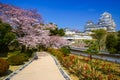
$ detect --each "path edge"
[51,55,72,80]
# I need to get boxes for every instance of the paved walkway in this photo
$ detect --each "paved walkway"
[11,52,65,80]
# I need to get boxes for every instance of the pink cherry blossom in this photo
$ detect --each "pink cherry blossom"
[0,2,69,49]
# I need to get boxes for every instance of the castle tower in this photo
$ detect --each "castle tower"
[98,12,116,32]
[84,20,97,32]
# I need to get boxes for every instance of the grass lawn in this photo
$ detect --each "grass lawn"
[9,65,21,72]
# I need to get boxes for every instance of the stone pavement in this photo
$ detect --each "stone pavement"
[11,52,66,80]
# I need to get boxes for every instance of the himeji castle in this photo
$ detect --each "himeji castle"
[85,12,116,33]
[64,12,116,41]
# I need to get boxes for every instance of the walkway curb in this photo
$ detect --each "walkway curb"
[4,52,72,80]
[51,55,72,80]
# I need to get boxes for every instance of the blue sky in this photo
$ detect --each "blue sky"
[1,0,120,31]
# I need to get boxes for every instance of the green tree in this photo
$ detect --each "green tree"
[116,30,120,54]
[106,33,117,54]
[0,19,16,56]
[58,28,65,36]
[50,28,65,36]
[91,29,107,51]
[86,40,99,54]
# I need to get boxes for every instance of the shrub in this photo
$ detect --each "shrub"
[60,46,70,56]
[47,48,63,62]
[47,48,56,56]
[8,54,28,65]
[0,58,9,76]
[108,48,117,54]
[19,54,29,61]
[85,42,99,54]
[26,49,36,57]
[8,51,20,57]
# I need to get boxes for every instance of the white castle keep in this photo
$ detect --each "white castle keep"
[64,12,116,40]
[85,12,116,33]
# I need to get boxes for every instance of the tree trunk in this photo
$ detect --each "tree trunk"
[0,45,9,57]
[21,45,26,53]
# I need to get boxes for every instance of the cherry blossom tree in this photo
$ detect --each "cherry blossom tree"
[0,2,69,51]
[35,23,57,30]
[0,2,43,37]
[17,25,50,51]
[49,36,69,49]
[18,24,69,50]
